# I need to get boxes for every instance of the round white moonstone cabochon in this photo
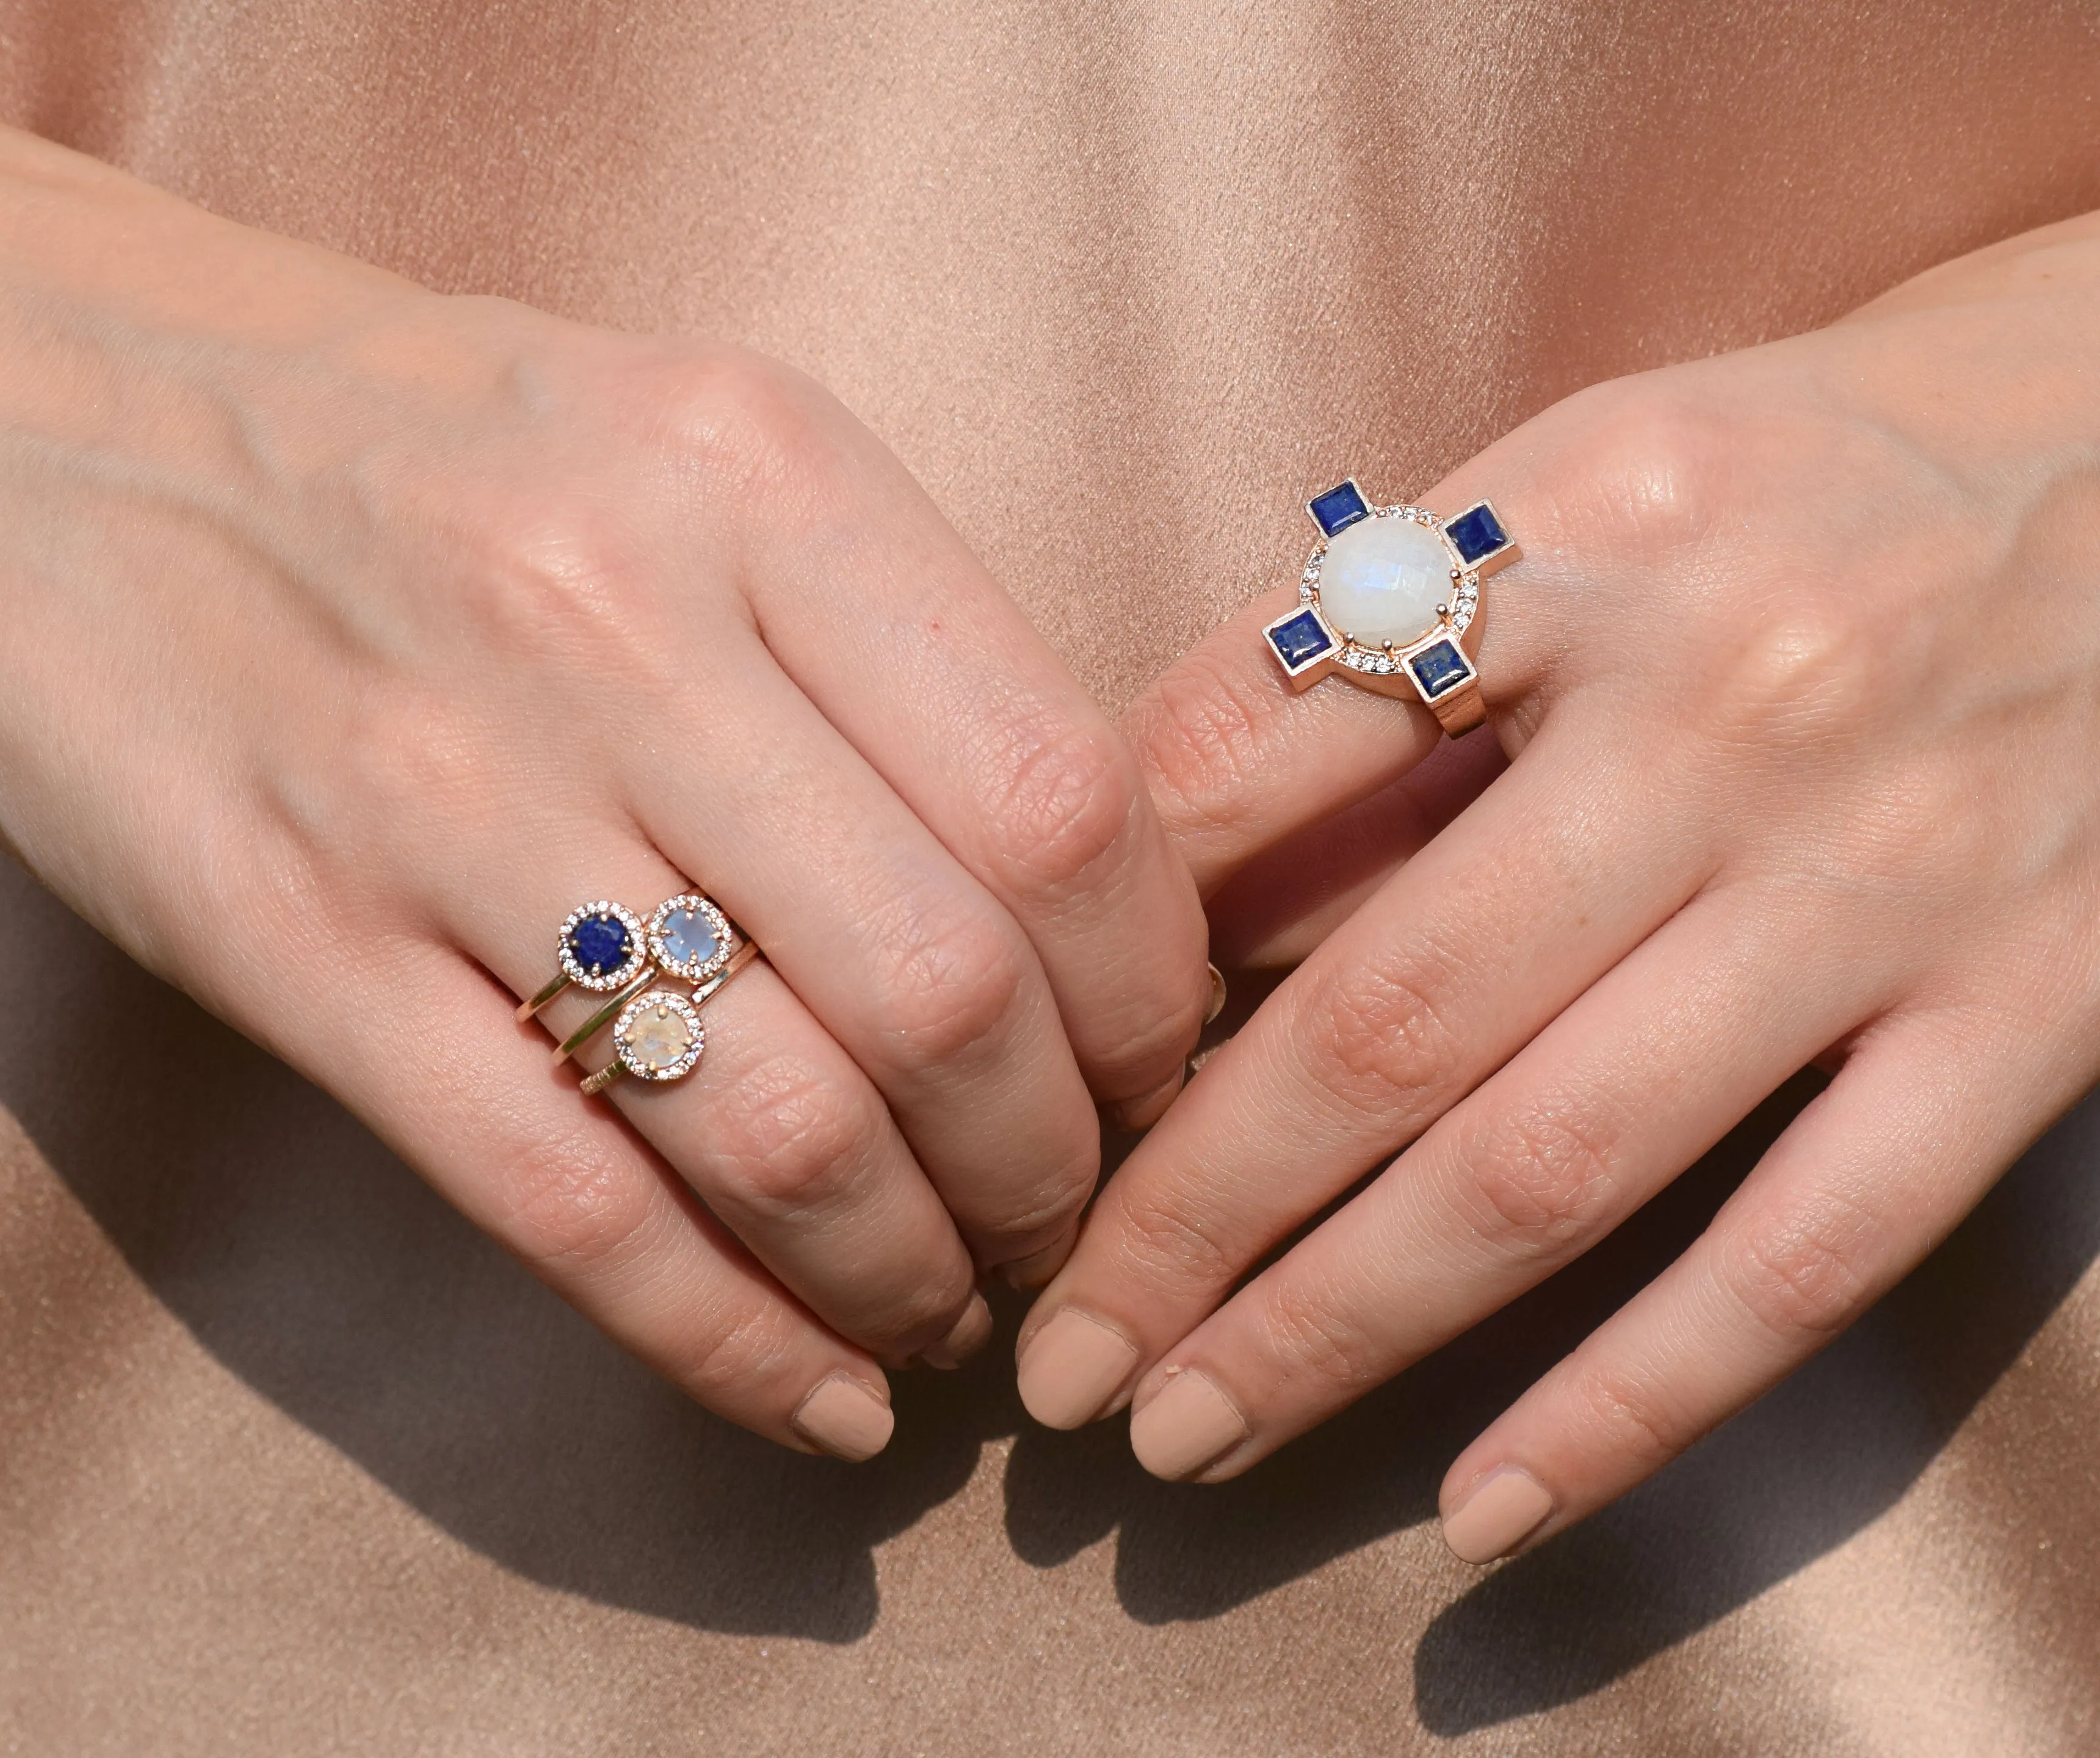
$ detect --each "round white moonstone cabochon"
[1317,516,1452,648]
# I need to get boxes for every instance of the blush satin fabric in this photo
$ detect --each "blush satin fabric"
[4,3,2100,1752]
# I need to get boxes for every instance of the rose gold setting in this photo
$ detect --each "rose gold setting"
[1265,491,1521,739]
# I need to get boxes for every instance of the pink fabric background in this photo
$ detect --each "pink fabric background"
[2,2,2099,1749]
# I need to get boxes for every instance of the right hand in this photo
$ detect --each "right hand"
[0,128,1210,1458]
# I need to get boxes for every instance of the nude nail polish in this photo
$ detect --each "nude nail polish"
[1441,1468,1553,1563]
[1016,1308,1140,1428]
[1129,1369,1248,1480]
[791,1374,894,1461]
[917,1293,993,1370]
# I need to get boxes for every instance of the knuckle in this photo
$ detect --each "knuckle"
[701,1050,874,1217]
[1455,1099,1623,1259]
[659,346,837,513]
[1724,1198,1875,1341]
[1256,1276,1383,1391]
[1552,383,1733,560]
[1107,1178,1242,1296]
[672,1296,803,1407]
[1697,598,1877,746]
[1567,1357,1681,1472]
[979,719,1141,899]
[863,892,1030,1072]
[1298,955,1460,1115]
[1125,642,1284,840]
[499,1130,661,1276]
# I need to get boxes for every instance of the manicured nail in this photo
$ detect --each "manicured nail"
[917,1292,993,1370]
[1129,1369,1249,1480]
[1114,1068,1185,1132]
[1441,1468,1554,1563]
[1017,1308,1141,1428]
[790,1373,894,1461]
[999,1223,1080,1290]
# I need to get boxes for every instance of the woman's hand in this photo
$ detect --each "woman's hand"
[1017,209,2100,1555]
[0,129,1211,1458]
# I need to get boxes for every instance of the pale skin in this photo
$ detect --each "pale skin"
[1021,209,2100,1560]
[0,126,1214,1459]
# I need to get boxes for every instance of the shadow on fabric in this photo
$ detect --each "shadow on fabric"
[5,858,2098,1726]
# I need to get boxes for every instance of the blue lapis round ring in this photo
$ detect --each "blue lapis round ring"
[1261,479,1521,736]
[557,900,651,992]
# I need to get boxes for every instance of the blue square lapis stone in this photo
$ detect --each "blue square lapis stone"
[1306,480,1371,538]
[568,913,632,975]
[1445,502,1510,566]
[1265,608,1334,672]
[1408,638,1473,700]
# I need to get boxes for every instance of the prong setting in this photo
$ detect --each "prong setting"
[557,900,650,993]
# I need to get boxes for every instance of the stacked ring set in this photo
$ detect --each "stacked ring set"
[516,894,759,1097]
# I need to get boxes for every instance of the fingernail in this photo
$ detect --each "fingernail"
[1204,962,1228,1026]
[1016,1307,1140,1428]
[1113,1068,1184,1132]
[917,1292,993,1370]
[1441,1468,1554,1563]
[999,1223,1080,1290]
[1129,1369,1249,1480]
[790,1373,894,1461]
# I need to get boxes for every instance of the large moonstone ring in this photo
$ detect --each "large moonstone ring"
[1260,479,1521,736]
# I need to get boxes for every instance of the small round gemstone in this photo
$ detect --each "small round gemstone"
[659,907,720,971]
[614,989,705,1082]
[568,913,632,976]
[628,1002,696,1071]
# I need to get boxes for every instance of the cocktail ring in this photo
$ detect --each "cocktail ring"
[1261,479,1521,737]
[516,900,651,1023]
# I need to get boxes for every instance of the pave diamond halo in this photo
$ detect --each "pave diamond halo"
[646,894,737,985]
[610,988,706,1084]
[557,900,650,993]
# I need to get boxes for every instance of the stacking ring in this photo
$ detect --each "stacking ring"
[578,939,761,1099]
[1261,479,1521,737]
[516,900,651,1023]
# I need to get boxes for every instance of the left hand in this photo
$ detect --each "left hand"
[1014,208,2100,1560]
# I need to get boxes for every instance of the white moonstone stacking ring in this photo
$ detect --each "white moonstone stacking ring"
[1259,479,1522,736]
[578,937,763,1098]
